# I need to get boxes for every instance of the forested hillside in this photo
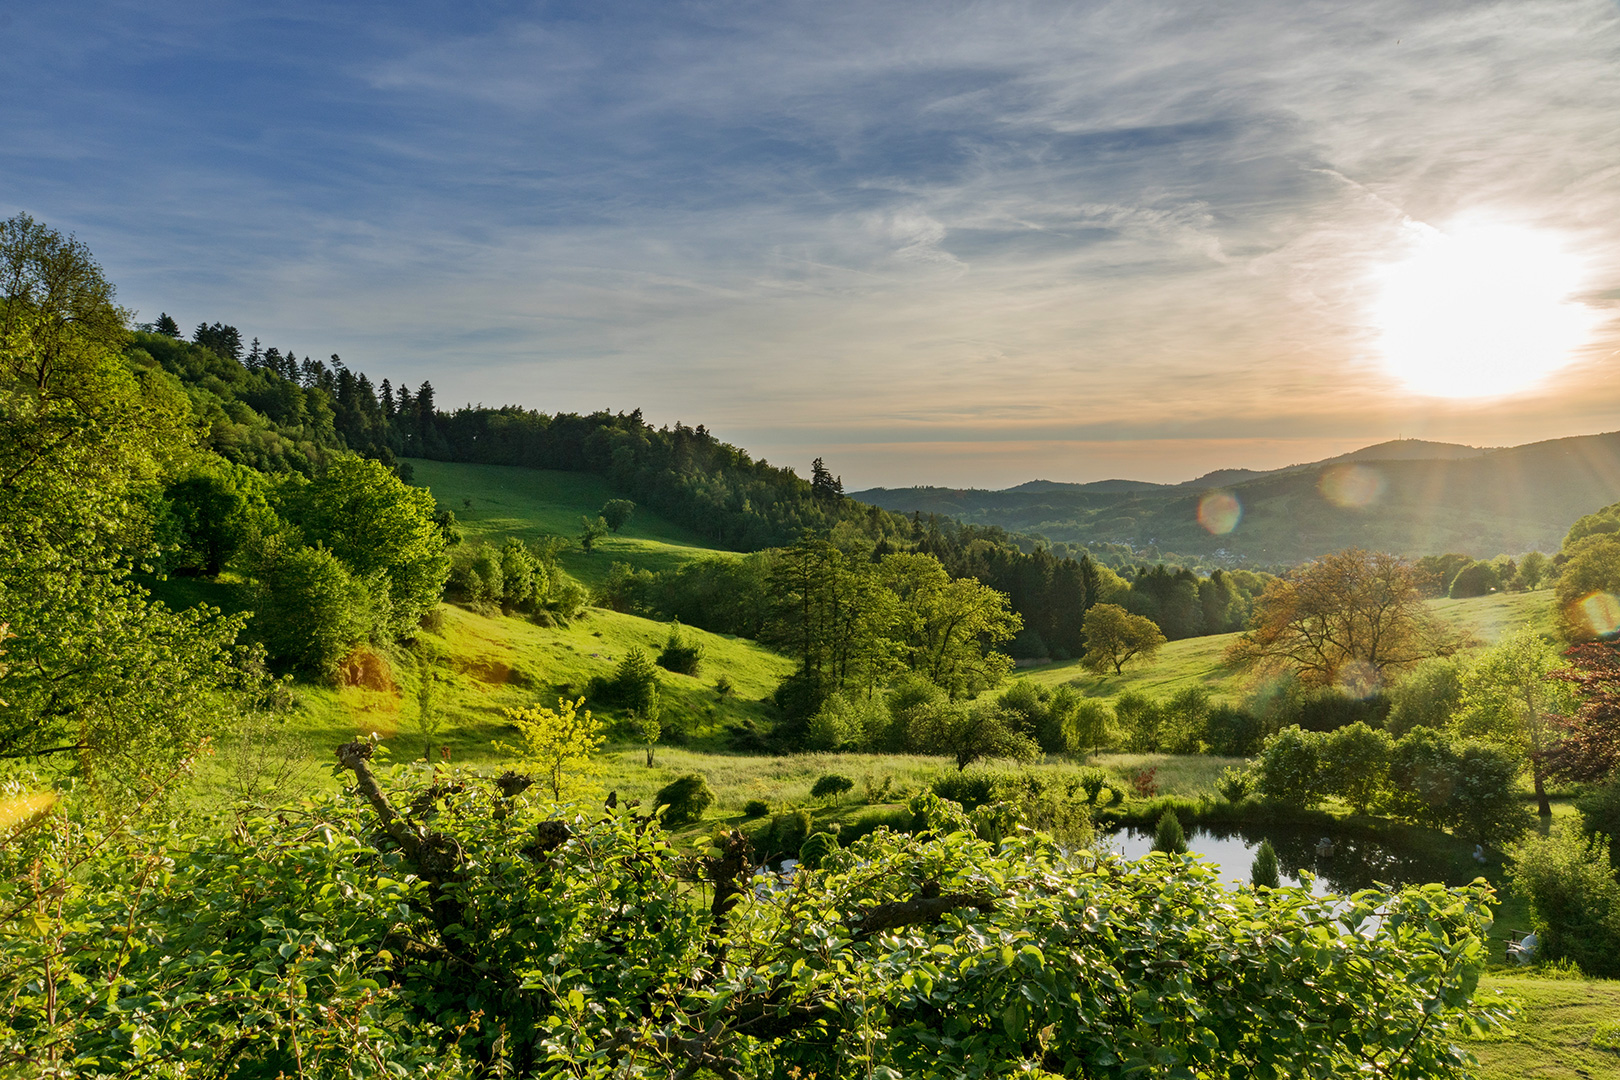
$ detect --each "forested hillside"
[858,432,1620,562]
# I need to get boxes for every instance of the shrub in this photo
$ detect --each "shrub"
[996,680,1085,754]
[798,829,839,870]
[1129,766,1160,799]
[1387,656,1468,736]
[767,808,814,858]
[1295,688,1391,733]
[1153,809,1188,854]
[931,771,1001,812]
[1510,828,1620,978]
[1577,777,1620,871]
[1205,703,1264,757]
[1065,700,1113,756]
[1161,686,1211,754]
[1077,767,1110,804]
[1113,691,1164,752]
[862,773,893,804]
[655,621,703,676]
[810,774,855,804]
[250,543,377,676]
[1387,729,1532,844]
[654,773,715,827]
[806,692,890,752]
[589,647,661,715]
[1215,766,1252,804]
[742,799,770,819]
[1251,839,1281,888]
[1319,722,1392,814]
[714,674,735,698]
[1255,726,1325,809]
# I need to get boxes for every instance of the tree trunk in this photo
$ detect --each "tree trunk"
[1533,763,1551,817]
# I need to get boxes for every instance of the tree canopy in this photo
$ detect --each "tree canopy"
[1226,548,1455,691]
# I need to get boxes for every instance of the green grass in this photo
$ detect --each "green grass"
[406,458,732,587]
[1429,587,1558,645]
[1007,588,1559,707]
[1471,974,1620,1080]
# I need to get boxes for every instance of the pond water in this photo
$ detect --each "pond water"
[1103,824,1474,896]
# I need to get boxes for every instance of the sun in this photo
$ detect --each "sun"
[1371,221,1602,399]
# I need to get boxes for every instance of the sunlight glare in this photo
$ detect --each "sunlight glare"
[1373,222,1601,398]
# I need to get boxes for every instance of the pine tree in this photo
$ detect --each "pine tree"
[1251,839,1281,888]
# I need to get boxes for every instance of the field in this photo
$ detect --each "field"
[1012,587,1555,704]
[407,458,734,586]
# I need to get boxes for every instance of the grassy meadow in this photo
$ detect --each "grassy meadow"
[407,457,735,587]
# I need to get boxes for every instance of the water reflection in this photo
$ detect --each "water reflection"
[1104,825,1469,895]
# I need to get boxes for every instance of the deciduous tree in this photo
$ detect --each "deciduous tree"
[1081,603,1166,675]
[1226,548,1455,691]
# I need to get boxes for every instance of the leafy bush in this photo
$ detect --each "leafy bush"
[862,773,894,804]
[766,808,814,858]
[655,620,704,676]
[806,692,891,752]
[1215,766,1252,804]
[1205,703,1265,756]
[798,829,839,870]
[1510,828,1620,978]
[1386,729,1532,844]
[1113,690,1164,752]
[996,680,1086,754]
[1319,722,1392,815]
[0,767,1505,1076]
[742,798,770,819]
[1077,767,1110,804]
[1577,777,1620,871]
[811,774,855,804]
[1387,656,1468,736]
[1128,766,1160,799]
[654,773,715,827]
[930,771,993,810]
[1255,726,1325,809]
[249,542,377,675]
[1161,686,1211,754]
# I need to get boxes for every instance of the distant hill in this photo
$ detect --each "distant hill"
[853,431,1620,562]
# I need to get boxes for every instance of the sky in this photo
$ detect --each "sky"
[4,0,1619,489]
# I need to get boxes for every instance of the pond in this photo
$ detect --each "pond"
[1102,824,1480,896]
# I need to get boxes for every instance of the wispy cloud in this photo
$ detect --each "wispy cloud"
[1,0,1617,486]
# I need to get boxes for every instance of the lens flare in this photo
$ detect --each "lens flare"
[0,790,57,833]
[1573,592,1620,638]
[1197,491,1241,535]
[1336,660,1382,699]
[1319,465,1385,509]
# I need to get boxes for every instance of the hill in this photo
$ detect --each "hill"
[407,458,734,587]
[853,431,1620,562]
[1000,589,1552,704]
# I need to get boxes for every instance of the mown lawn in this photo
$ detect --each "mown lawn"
[1471,974,1620,1080]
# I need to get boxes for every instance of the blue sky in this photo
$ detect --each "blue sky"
[5,0,1619,487]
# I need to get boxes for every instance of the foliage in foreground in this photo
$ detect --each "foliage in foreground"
[1,752,1503,1078]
